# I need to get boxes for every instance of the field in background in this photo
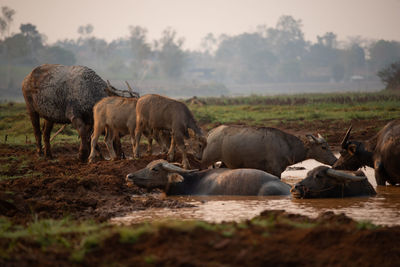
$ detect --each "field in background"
[1,91,399,146]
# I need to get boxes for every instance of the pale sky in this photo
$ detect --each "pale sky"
[1,0,400,50]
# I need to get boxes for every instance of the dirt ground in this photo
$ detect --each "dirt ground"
[1,118,397,266]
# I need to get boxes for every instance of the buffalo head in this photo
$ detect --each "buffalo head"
[291,166,375,198]
[188,128,207,161]
[126,160,196,190]
[333,126,372,170]
[305,134,337,166]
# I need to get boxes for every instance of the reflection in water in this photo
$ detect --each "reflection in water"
[111,159,400,226]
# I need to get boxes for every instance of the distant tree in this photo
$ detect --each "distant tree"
[267,15,307,60]
[339,44,365,79]
[369,40,400,72]
[317,32,337,48]
[378,61,400,90]
[128,25,151,79]
[201,33,218,55]
[0,6,15,39]
[39,46,76,65]
[78,24,94,37]
[157,27,186,79]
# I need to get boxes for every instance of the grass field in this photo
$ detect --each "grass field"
[1,91,399,144]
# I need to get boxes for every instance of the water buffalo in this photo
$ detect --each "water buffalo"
[290,166,376,198]
[126,159,291,196]
[22,64,133,161]
[88,96,170,162]
[201,125,337,178]
[333,120,400,185]
[134,94,207,169]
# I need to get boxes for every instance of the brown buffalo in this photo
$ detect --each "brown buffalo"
[88,96,170,162]
[134,94,206,169]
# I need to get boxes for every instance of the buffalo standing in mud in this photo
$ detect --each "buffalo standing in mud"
[201,125,337,178]
[88,96,170,162]
[126,160,291,196]
[333,120,400,185]
[291,166,376,198]
[134,94,207,169]
[22,64,132,161]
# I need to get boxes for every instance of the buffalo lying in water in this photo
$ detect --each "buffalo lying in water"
[333,120,400,185]
[291,166,376,198]
[126,160,291,196]
[201,125,337,178]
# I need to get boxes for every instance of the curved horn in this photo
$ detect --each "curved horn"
[161,162,198,173]
[341,125,353,148]
[326,169,366,182]
[317,133,326,143]
[125,81,140,98]
[306,134,318,143]
[106,80,112,88]
[125,81,134,92]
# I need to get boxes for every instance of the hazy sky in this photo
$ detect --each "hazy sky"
[1,0,400,50]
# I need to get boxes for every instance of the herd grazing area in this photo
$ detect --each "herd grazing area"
[1,90,400,266]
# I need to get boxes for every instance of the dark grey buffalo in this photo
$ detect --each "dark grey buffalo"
[22,64,131,161]
[201,125,337,178]
[333,120,400,185]
[126,159,291,196]
[290,166,376,198]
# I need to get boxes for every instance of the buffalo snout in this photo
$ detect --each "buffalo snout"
[290,184,306,199]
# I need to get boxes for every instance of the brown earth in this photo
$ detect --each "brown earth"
[1,118,397,266]
[3,210,400,266]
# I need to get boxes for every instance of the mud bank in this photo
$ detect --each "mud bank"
[2,210,400,266]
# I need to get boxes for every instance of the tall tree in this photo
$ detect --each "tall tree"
[0,6,15,39]
[157,27,186,79]
[369,40,400,72]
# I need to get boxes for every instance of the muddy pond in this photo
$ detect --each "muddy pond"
[112,158,400,226]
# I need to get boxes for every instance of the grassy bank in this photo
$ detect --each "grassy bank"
[0,211,382,266]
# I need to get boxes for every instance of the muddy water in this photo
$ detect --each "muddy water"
[112,159,400,226]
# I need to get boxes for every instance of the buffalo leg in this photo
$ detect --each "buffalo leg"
[134,126,142,159]
[43,120,54,159]
[114,134,124,159]
[167,136,176,162]
[88,120,105,163]
[374,160,388,186]
[71,117,90,162]
[146,136,153,155]
[28,111,43,156]
[105,128,118,160]
[174,133,190,169]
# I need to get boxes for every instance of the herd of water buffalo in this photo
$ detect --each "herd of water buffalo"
[21,64,400,199]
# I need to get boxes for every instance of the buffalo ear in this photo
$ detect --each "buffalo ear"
[167,173,184,183]
[348,144,357,155]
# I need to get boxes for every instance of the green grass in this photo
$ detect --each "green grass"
[0,103,79,146]
[1,91,400,144]
[356,221,380,230]
[191,100,400,127]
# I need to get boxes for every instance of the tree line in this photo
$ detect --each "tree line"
[1,7,400,98]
